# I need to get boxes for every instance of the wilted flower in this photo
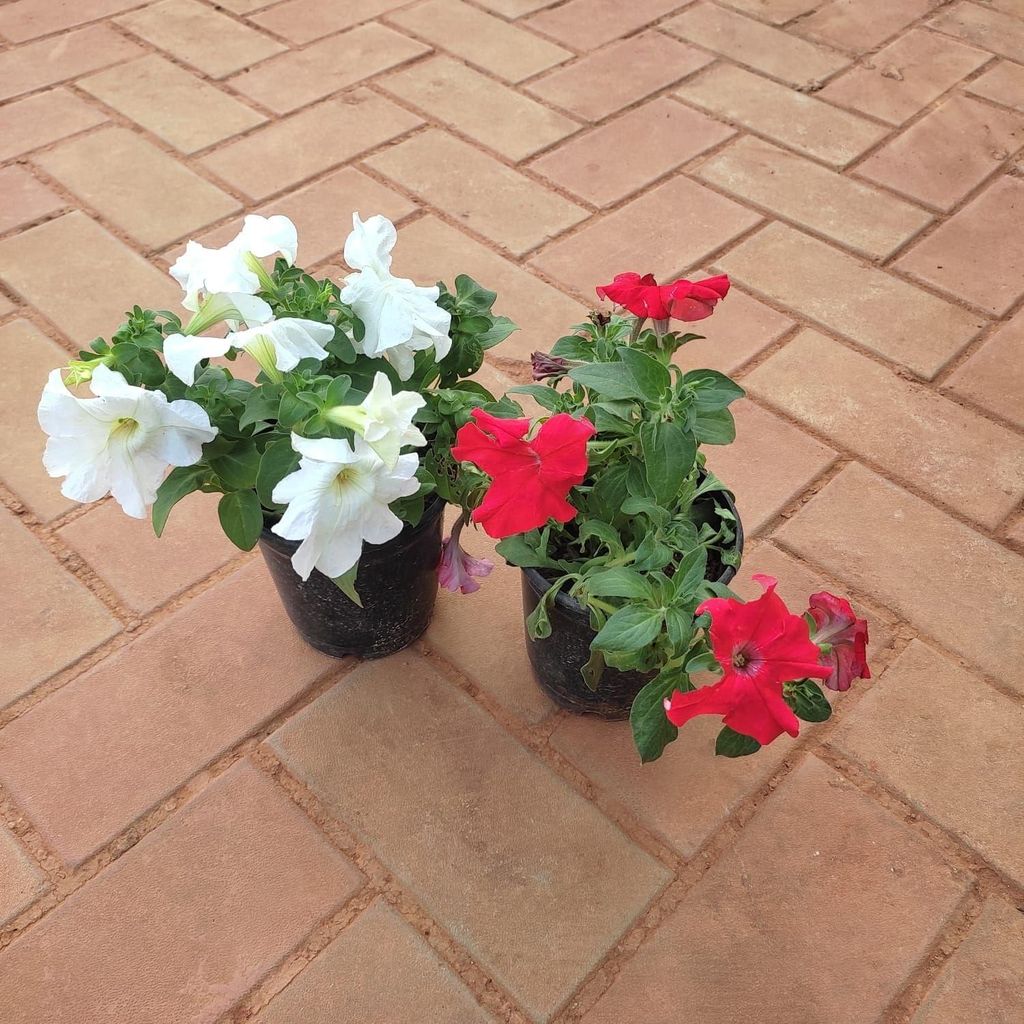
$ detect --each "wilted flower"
[271,433,420,580]
[530,351,574,381]
[37,365,217,518]
[807,591,871,691]
[438,514,494,594]
[339,213,452,379]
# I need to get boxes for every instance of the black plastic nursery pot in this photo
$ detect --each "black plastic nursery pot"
[521,492,744,719]
[259,495,445,659]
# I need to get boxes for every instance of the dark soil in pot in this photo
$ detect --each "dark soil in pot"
[259,495,445,659]
[521,491,744,719]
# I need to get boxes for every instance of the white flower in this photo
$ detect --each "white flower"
[339,213,452,380]
[164,316,335,385]
[37,364,217,519]
[170,214,298,312]
[272,433,420,580]
[325,371,426,467]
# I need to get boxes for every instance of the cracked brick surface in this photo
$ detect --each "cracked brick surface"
[0,1,1022,1022]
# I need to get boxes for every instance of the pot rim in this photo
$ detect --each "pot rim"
[260,492,446,558]
[521,488,744,619]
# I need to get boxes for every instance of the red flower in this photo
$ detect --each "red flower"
[451,408,595,539]
[664,574,831,745]
[596,272,730,323]
[807,592,870,692]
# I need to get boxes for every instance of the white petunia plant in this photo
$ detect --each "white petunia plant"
[38,213,519,591]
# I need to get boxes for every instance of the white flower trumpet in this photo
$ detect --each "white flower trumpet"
[340,213,452,380]
[170,214,298,312]
[163,316,336,385]
[324,371,426,468]
[37,365,217,519]
[271,433,420,580]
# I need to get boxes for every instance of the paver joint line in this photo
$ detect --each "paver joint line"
[1,0,1024,1022]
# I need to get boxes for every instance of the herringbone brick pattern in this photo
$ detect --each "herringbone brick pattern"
[0,0,1022,1021]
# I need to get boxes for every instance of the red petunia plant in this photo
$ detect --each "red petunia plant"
[448,269,869,762]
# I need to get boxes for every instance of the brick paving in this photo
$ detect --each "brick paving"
[0,0,1022,1021]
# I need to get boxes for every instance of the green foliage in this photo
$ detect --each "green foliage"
[715,727,761,758]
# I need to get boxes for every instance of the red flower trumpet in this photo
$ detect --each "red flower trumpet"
[807,591,871,691]
[451,408,595,539]
[596,272,730,323]
[664,575,831,746]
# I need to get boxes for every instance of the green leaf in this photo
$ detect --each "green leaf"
[218,490,263,551]
[619,346,670,400]
[508,384,562,411]
[331,562,363,607]
[589,464,630,522]
[324,375,351,406]
[210,439,261,490]
[584,567,654,601]
[478,315,517,349]
[455,274,497,313]
[495,535,561,569]
[786,679,833,723]
[715,726,761,757]
[664,607,693,649]
[568,362,643,400]
[581,647,605,692]
[152,465,205,537]
[239,387,281,429]
[640,420,696,504]
[630,669,683,763]
[576,519,624,557]
[685,650,721,675]
[693,406,736,445]
[592,604,664,652]
[673,546,708,601]
[683,369,745,411]
[256,437,300,508]
[551,334,594,359]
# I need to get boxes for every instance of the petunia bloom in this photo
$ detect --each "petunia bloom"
[324,371,427,468]
[451,408,595,539]
[37,364,217,519]
[438,515,494,595]
[163,316,335,385]
[339,213,452,379]
[596,272,730,323]
[170,214,298,312]
[664,574,832,746]
[807,591,871,691]
[271,433,420,581]
[531,351,574,381]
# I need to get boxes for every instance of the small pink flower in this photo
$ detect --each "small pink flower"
[438,516,495,595]
[807,591,870,692]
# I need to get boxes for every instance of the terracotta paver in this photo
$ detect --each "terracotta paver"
[528,31,713,122]
[946,310,1024,428]
[911,897,1024,1024]
[696,135,932,259]
[745,328,1024,528]
[0,560,334,865]
[855,95,1024,212]
[775,463,1024,693]
[270,651,670,1022]
[531,175,762,298]
[820,27,990,125]
[2,3,1023,1022]
[78,54,267,155]
[531,97,733,208]
[0,320,79,522]
[582,757,969,1024]
[676,63,888,168]
[0,826,46,927]
[0,761,362,1024]
[365,128,588,256]
[254,899,494,1024]
[717,221,984,379]
[834,640,1024,887]
[0,508,118,711]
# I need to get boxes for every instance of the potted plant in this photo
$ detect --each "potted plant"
[36,212,518,658]
[448,271,870,761]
